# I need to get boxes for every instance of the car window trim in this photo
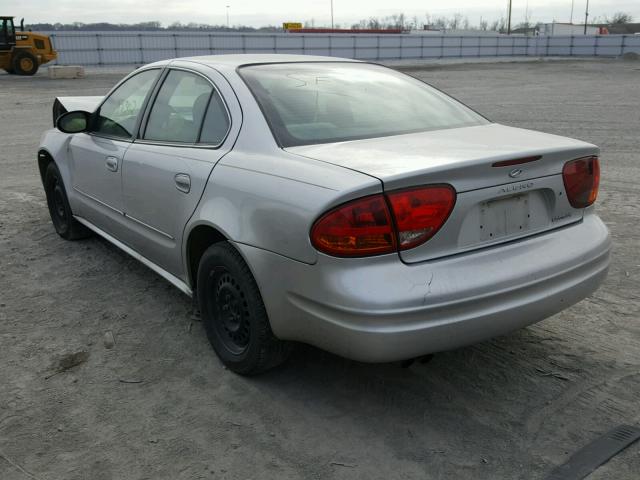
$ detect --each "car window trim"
[136,66,232,150]
[136,66,170,141]
[87,67,164,143]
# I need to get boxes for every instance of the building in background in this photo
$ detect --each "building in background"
[540,23,602,36]
[409,28,501,36]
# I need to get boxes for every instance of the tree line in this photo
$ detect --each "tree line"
[26,12,633,33]
[339,11,634,31]
[25,21,282,32]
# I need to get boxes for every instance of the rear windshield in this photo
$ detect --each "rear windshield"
[239,62,489,147]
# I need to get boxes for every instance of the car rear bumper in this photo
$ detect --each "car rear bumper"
[235,212,611,362]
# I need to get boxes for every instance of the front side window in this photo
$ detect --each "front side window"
[92,69,159,139]
[239,62,489,147]
[144,70,215,144]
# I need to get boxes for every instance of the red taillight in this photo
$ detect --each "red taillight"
[562,156,600,208]
[387,185,456,250]
[311,185,456,257]
[310,194,396,257]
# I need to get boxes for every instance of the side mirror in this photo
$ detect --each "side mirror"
[56,110,90,134]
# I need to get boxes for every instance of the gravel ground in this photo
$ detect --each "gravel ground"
[1,58,639,480]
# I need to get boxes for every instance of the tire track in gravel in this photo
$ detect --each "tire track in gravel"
[525,367,640,444]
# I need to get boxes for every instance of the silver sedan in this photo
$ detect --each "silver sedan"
[39,54,610,374]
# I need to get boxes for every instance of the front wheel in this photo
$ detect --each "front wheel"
[43,162,90,240]
[197,242,291,375]
[12,51,39,76]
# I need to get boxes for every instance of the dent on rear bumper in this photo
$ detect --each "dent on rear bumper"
[235,213,611,363]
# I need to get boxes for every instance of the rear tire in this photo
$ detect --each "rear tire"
[43,162,90,240]
[12,51,39,76]
[197,242,291,375]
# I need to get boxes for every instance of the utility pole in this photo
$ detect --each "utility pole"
[584,0,589,34]
[507,0,513,35]
[330,0,334,29]
[226,5,230,29]
[570,0,575,24]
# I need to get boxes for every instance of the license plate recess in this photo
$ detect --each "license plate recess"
[479,194,530,241]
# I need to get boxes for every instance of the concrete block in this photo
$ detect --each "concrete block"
[48,66,86,79]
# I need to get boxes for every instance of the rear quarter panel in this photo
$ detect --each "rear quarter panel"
[186,149,382,265]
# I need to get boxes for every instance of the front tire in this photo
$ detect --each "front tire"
[43,162,90,240]
[12,51,39,76]
[197,242,291,375]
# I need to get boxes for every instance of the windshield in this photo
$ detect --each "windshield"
[239,62,489,147]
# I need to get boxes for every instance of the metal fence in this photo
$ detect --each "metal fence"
[46,32,640,66]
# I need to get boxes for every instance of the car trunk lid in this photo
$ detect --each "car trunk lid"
[286,123,599,263]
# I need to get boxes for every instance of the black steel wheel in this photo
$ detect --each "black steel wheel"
[211,267,251,354]
[43,162,90,240]
[197,242,291,375]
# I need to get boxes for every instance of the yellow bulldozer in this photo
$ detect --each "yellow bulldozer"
[0,17,57,75]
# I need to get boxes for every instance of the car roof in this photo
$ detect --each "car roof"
[176,54,362,68]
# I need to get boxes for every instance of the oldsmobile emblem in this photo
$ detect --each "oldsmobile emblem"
[509,168,523,178]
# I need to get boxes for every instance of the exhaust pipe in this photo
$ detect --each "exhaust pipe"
[400,354,435,368]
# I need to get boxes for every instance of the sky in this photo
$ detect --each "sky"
[5,0,639,27]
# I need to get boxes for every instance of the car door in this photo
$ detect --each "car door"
[120,65,235,277]
[69,68,160,234]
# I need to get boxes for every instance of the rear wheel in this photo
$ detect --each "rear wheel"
[43,162,90,240]
[12,51,39,76]
[197,242,291,375]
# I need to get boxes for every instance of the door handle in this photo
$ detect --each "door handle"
[174,173,191,193]
[105,156,119,172]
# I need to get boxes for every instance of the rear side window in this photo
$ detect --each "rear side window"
[239,62,488,147]
[200,91,230,145]
[144,70,213,144]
